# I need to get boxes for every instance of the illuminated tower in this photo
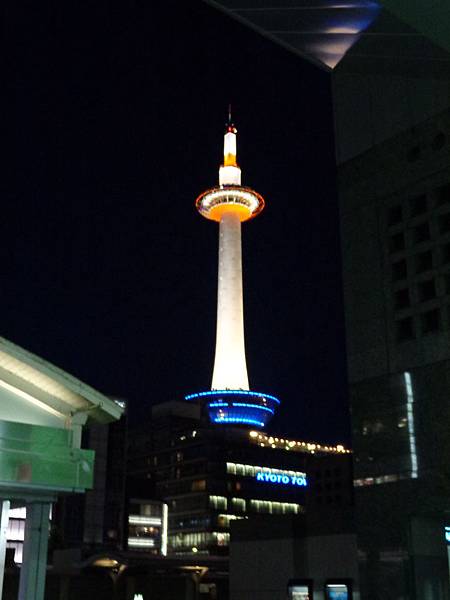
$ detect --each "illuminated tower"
[185,114,280,428]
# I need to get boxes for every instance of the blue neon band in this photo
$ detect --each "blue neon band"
[232,403,274,414]
[213,417,264,427]
[185,390,280,404]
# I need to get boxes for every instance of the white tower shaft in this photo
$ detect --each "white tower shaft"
[211,211,249,390]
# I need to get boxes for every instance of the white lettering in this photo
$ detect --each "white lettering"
[255,472,308,487]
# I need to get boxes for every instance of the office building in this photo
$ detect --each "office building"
[128,400,352,557]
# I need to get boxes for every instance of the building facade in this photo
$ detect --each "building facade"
[128,401,352,557]
[339,108,450,598]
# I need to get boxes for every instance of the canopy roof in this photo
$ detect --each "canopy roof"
[0,337,122,424]
[205,0,450,73]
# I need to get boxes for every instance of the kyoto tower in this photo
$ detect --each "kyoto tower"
[185,112,280,428]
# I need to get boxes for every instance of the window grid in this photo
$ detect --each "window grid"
[385,184,450,342]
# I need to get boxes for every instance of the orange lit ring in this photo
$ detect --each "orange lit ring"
[195,185,265,222]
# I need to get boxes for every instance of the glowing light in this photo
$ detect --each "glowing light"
[185,390,280,404]
[127,537,155,548]
[256,472,307,486]
[196,186,265,223]
[213,417,264,427]
[404,372,418,479]
[161,503,168,556]
[0,378,64,419]
[248,431,351,455]
[128,515,162,526]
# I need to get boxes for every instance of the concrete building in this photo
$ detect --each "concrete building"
[53,406,128,553]
[0,336,122,600]
[230,514,358,600]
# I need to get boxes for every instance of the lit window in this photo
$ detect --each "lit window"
[209,495,227,510]
[231,497,246,512]
[191,479,206,492]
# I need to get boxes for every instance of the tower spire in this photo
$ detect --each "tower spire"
[221,109,239,181]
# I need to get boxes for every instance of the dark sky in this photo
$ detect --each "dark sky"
[2,1,349,444]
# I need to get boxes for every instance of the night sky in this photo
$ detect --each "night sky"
[2,1,349,444]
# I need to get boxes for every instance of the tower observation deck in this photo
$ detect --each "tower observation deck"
[185,114,280,428]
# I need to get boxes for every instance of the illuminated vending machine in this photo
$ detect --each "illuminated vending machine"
[325,581,352,600]
[288,579,353,600]
[287,580,313,600]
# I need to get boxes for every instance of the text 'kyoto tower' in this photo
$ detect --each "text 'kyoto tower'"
[185,114,280,428]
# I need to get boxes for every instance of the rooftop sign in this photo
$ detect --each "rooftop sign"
[256,472,307,487]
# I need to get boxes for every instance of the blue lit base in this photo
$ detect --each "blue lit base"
[185,390,280,428]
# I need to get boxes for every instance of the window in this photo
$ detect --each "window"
[396,317,414,342]
[392,259,407,281]
[420,309,440,334]
[413,222,430,244]
[394,288,410,310]
[217,514,246,528]
[231,497,246,512]
[417,279,436,303]
[432,132,446,151]
[414,250,433,274]
[389,232,405,253]
[191,479,206,492]
[249,499,301,515]
[209,496,227,510]
[388,205,403,226]
[407,146,421,162]
[443,274,450,295]
[439,213,450,235]
[409,194,427,217]
[436,182,450,207]
[441,243,450,265]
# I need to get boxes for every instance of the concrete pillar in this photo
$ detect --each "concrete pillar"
[18,502,51,600]
[0,500,10,600]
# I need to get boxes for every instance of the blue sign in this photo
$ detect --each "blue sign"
[445,526,450,544]
[256,472,307,487]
